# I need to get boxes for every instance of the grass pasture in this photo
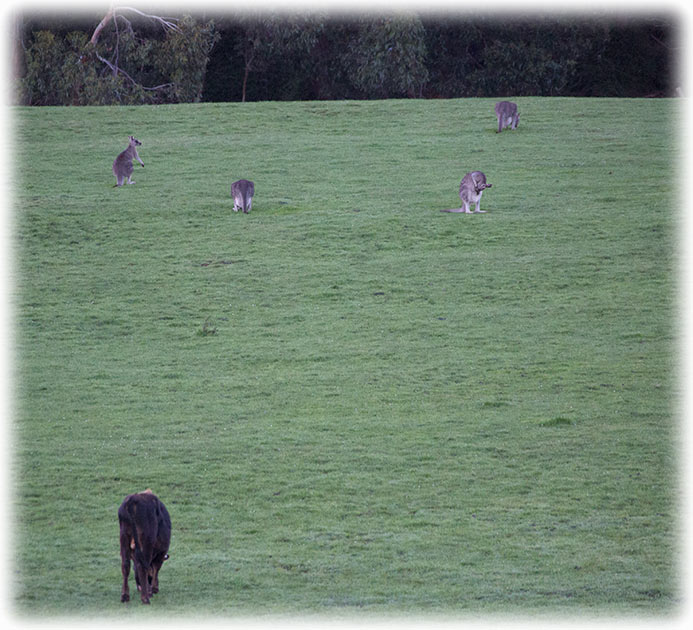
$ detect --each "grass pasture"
[11,97,680,617]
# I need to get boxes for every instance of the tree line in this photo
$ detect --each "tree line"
[13,10,678,106]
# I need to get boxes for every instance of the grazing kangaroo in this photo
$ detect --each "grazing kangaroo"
[441,171,492,214]
[113,136,144,186]
[231,179,255,213]
[494,101,519,133]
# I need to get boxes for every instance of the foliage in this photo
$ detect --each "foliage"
[479,40,573,96]
[569,19,676,96]
[17,14,219,105]
[421,18,616,98]
[12,98,678,614]
[346,15,428,98]
[15,13,677,104]
[231,13,324,102]
[201,14,676,101]
[20,29,68,105]
[154,16,220,103]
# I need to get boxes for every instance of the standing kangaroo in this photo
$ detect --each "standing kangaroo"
[441,171,492,214]
[494,101,519,133]
[113,136,144,187]
[231,179,255,213]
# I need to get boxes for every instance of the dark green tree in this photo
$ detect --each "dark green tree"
[232,12,324,102]
[154,15,220,102]
[15,12,678,103]
[20,30,66,105]
[17,9,219,105]
[346,15,429,98]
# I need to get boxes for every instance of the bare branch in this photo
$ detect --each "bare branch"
[648,31,678,51]
[113,6,180,33]
[88,4,181,95]
[90,5,179,46]
[94,49,170,91]
[93,48,174,92]
[114,14,135,37]
[90,6,114,45]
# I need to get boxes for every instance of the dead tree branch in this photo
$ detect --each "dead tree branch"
[89,5,180,94]
[90,5,179,45]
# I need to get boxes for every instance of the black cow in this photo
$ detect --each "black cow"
[118,489,171,604]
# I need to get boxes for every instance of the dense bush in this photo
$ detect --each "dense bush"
[203,14,678,101]
[14,12,677,105]
[18,14,219,105]
[346,15,429,99]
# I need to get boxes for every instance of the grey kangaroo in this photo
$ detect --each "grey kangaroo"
[231,179,255,213]
[113,136,144,186]
[441,171,492,214]
[494,101,519,133]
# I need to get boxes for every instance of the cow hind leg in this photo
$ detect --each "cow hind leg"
[120,562,130,602]
[120,547,131,602]
[119,526,133,602]
[135,559,151,603]
[150,552,167,594]
[134,541,155,603]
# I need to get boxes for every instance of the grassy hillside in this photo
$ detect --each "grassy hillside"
[11,97,680,617]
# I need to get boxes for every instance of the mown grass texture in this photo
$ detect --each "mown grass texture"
[12,97,680,617]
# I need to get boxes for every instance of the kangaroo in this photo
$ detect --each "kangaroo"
[441,171,492,214]
[113,136,144,187]
[494,101,519,133]
[231,179,255,213]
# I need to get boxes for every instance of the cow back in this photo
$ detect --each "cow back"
[118,491,171,552]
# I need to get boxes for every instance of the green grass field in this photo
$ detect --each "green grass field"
[11,97,680,618]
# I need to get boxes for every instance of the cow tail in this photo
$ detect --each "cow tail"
[125,499,141,557]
